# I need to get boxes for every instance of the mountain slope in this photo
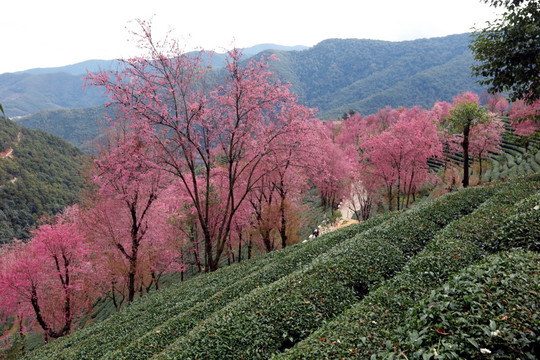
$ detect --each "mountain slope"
[2,34,482,120]
[21,173,540,360]
[16,105,111,150]
[0,116,86,243]
[0,71,107,117]
[264,33,484,118]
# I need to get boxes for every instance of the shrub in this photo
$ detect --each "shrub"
[386,250,540,360]
[276,175,539,359]
[493,191,540,252]
[155,233,406,359]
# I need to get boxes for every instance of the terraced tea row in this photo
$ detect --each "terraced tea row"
[23,174,539,359]
[275,174,540,359]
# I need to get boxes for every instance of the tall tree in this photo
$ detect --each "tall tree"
[445,92,491,188]
[0,211,100,341]
[363,107,441,209]
[88,20,315,271]
[90,113,165,302]
[471,0,540,103]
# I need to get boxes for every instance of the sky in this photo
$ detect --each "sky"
[1,0,502,74]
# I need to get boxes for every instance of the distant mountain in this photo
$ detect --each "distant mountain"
[16,105,111,150]
[13,59,123,76]
[242,44,309,56]
[261,33,485,118]
[0,71,108,117]
[3,34,485,139]
[0,44,308,117]
[0,116,86,243]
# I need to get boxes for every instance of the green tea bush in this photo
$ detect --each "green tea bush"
[274,237,486,359]
[529,159,540,172]
[439,177,540,253]
[155,234,406,359]
[493,191,540,252]
[25,212,395,360]
[386,250,540,360]
[102,216,395,360]
[276,176,539,359]
[155,184,496,360]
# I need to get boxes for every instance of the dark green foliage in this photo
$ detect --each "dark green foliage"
[155,236,404,359]
[440,175,540,253]
[23,214,394,360]
[264,34,485,119]
[471,0,540,102]
[483,119,540,183]
[21,174,540,360]
[388,250,539,359]
[0,116,85,243]
[16,105,111,150]
[493,191,540,252]
[277,176,540,359]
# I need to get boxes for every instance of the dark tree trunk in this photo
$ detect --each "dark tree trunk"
[462,123,471,188]
[279,195,288,249]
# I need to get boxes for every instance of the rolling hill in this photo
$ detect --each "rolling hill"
[0,116,86,243]
[18,172,540,360]
[263,33,485,118]
[15,105,111,150]
[4,33,482,123]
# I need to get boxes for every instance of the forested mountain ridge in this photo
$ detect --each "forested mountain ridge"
[16,105,111,150]
[4,33,481,122]
[263,33,484,118]
[0,116,86,243]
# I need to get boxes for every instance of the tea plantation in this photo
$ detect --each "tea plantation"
[22,173,540,359]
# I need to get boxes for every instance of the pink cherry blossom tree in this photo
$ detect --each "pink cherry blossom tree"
[87,20,317,271]
[363,107,441,210]
[509,98,540,151]
[89,110,166,302]
[312,134,356,215]
[485,92,509,115]
[468,116,505,183]
[0,210,100,341]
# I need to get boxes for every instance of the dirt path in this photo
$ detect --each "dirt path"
[1,132,21,159]
[1,147,14,159]
[339,183,366,220]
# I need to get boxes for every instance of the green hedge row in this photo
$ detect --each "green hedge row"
[438,176,540,254]
[25,212,394,360]
[24,248,279,359]
[493,191,540,252]
[150,184,495,359]
[99,215,395,360]
[386,250,539,359]
[275,174,540,359]
[156,237,404,360]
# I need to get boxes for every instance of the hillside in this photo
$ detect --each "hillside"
[20,173,540,360]
[0,116,86,243]
[2,34,482,121]
[16,105,111,150]
[264,33,485,118]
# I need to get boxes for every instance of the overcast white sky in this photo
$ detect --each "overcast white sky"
[1,0,501,74]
